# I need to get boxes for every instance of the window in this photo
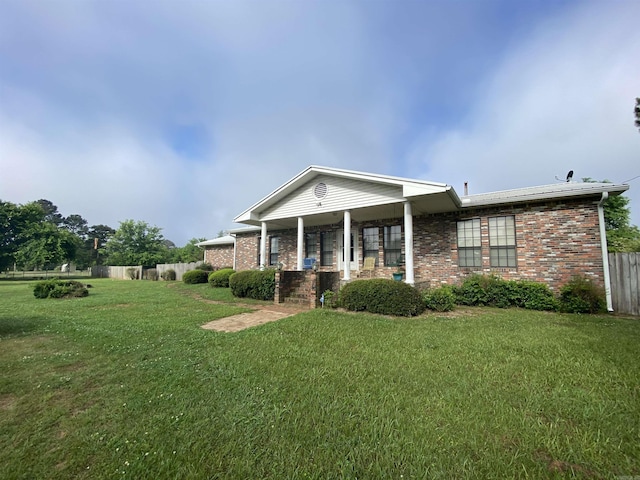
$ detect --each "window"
[320,232,334,266]
[457,218,481,267]
[383,225,402,266]
[256,236,261,266]
[489,216,516,268]
[269,236,279,266]
[362,227,379,266]
[305,233,318,260]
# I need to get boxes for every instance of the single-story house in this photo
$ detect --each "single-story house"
[199,165,629,310]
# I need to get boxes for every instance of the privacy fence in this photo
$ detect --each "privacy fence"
[609,253,640,316]
[91,262,200,282]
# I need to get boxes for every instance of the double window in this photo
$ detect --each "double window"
[457,216,517,268]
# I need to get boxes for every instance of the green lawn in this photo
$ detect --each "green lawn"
[1,279,638,479]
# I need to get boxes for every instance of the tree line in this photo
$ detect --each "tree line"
[0,199,206,272]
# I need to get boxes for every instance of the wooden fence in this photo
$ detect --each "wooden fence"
[91,265,143,280]
[609,253,640,316]
[155,262,199,281]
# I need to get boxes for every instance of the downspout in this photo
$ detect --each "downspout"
[598,192,613,312]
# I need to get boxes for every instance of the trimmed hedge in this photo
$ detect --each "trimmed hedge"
[208,268,236,288]
[454,274,558,311]
[229,269,276,301]
[423,285,456,312]
[33,279,89,299]
[559,275,606,314]
[339,279,425,317]
[182,269,209,284]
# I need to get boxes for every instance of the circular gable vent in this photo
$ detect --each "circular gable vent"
[313,182,328,199]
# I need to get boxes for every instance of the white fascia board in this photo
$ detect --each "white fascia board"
[196,235,235,247]
[460,182,629,208]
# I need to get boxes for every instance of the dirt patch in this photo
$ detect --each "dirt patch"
[0,393,17,411]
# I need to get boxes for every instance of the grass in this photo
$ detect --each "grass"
[0,279,639,479]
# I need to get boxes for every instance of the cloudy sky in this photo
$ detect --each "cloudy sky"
[1,0,638,245]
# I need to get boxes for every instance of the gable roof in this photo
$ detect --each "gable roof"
[234,165,460,227]
[233,165,629,228]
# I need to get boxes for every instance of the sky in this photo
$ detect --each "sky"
[1,0,638,246]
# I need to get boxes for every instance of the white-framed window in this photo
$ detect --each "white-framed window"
[362,227,379,266]
[305,233,317,260]
[320,232,333,266]
[383,225,402,266]
[489,216,516,268]
[457,218,481,267]
[269,236,280,266]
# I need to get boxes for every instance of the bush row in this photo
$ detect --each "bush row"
[339,279,425,317]
[34,279,89,299]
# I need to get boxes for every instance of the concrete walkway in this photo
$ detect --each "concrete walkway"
[200,302,309,333]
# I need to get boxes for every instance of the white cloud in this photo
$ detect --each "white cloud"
[410,0,640,225]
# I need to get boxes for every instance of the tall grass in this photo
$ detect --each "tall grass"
[1,279,638,479]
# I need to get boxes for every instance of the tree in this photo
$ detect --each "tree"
[14,222,80,270]
[167,238,205,263]
[584,178,640,252]
[104,220,169,267]
[62,214,89,239]
[35,199,64,226]
[0,201,44,271]
[635,97,640,132]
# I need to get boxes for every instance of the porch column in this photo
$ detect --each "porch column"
[404,201,415,284]
[343,210,351,281]
[297,216,304,271]
[260,222,267,270]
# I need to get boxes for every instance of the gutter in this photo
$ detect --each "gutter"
[598,192,614,312]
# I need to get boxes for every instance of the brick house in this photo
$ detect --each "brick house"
[200,166,628,309]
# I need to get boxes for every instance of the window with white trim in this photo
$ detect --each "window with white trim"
[320,232,333,266]
[269,236,280,266]
[489,216,516,268]
[383,225,402,266]
[305,233,317,260]
[457,218,481,267]
[362,227,379,266]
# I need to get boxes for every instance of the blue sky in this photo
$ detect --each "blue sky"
[1,0,638,245]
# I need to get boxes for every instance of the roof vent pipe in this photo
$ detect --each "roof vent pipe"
[464,182,468,196]
[598,192,613,312]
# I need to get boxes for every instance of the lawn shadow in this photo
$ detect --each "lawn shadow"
[0,316,48,336]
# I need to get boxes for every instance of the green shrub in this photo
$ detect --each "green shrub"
[33,279,89,299]
[229,269,276,300]
[321,290,337,308]
[340,279,425,317]
[559,275,606,314]
[161,269,176,281]
[208,268,235,288]
[514,281,559,311]
[182,269,209,284]
[197,263,214,272]
[423,285,456,312]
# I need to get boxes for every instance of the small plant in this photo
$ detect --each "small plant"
[197,263,214,272]
[321,289,337,308]
[161,269,176,281]
[558,275,606,314]
[339,279,425,317]
[208,268,235,288]
[423,285,456,312]
[33,278,89,299]
[182,269,209,284]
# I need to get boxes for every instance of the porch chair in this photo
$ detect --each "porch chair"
[362,256,376,278]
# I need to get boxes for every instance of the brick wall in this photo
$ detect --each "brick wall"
[203,245,234,269]
[233,198,605,291]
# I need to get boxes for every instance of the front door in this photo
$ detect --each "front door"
[337,228,358,272]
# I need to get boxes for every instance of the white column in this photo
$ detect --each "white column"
[404,201,415,284]
[260,222,267,270]
[343,210,351,281]
[297,216,304,271]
